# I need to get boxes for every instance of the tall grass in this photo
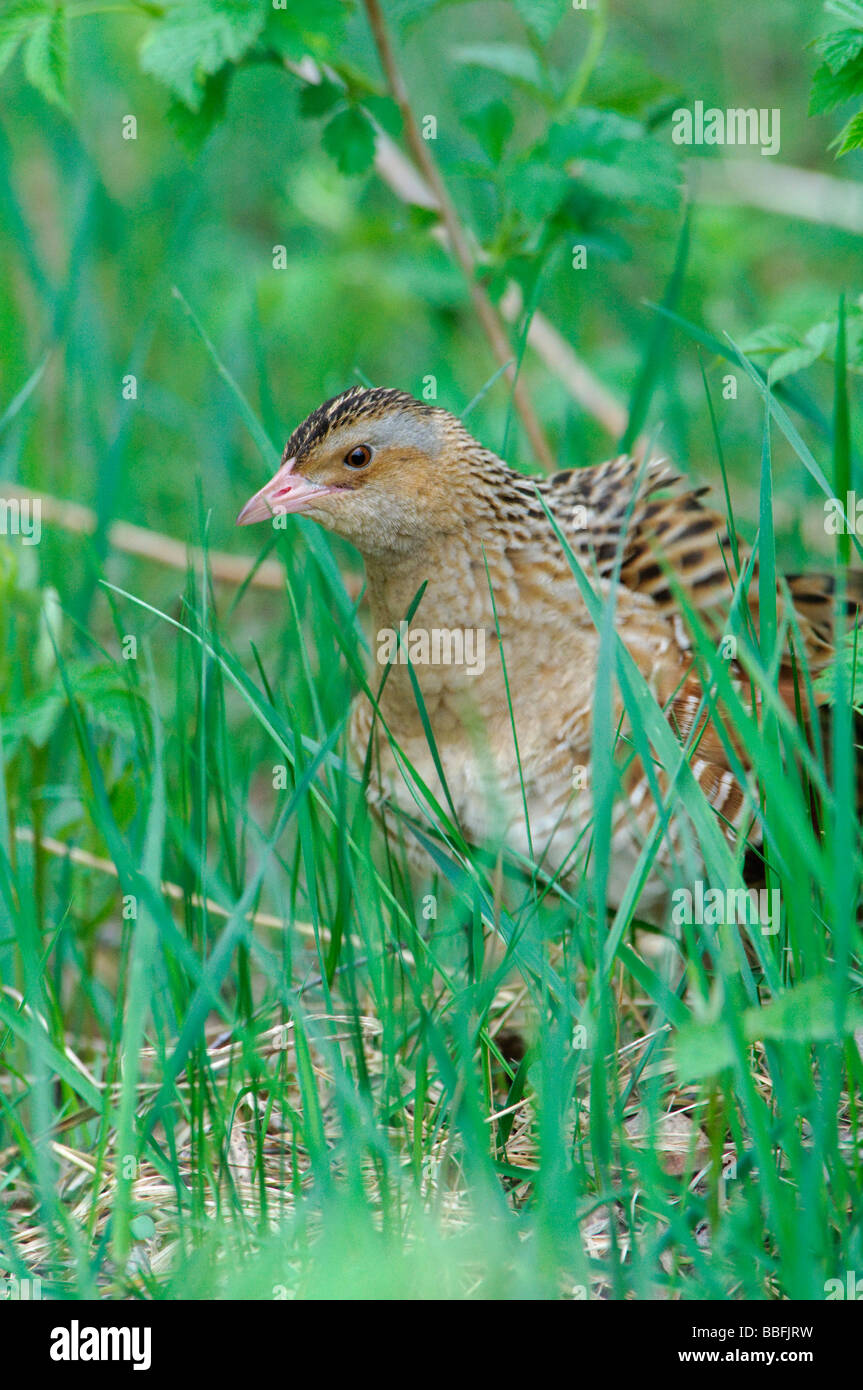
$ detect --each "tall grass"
[1,288,861,1298]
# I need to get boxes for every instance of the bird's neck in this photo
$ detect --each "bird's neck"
[363,536,491,634]
[365,456,552,617]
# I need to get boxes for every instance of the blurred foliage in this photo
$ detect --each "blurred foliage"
[809,0,863,155]
[1,0,863,1304]
[0,0,862,683]
[742,297,863,383]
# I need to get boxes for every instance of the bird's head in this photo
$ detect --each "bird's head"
[236,386,475,557]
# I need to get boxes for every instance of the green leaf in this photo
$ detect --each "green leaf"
[464,99,514,163]
[548,111,679,211]
[298,76,344,118]
[130,1213,156,1240]
[0,994,102,1111]
[825,0,863,29]
[139,0,266,111]
[816,626,863,708]
[742,306,863,378]
[580,142,679,209]
[583,50,678,119]
[0,0,47,76]
[1,687,65,750]
[675,978,863,1080]
[1,661,146,753]
[809,53,863,114]
[513,0,565,43]
[815,26,863,73]
[23,3,67,108]
[453,43,549,95]
[504,163,571,222]
[741,324,819,383]
[549,107,643,157]
[262,0,347,61]
[835,105,863,151]
[620,208,689,452]
[765,347,821,382]
[739,323,803,356]
[167,66,231,150]
[72,665,147,739]
[321,105,376,175]
[362,92,402,139]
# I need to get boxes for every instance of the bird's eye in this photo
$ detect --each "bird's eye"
[344,444,372,470]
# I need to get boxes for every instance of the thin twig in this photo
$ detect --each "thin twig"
[500,284,631,440]
[361,0,555,471]
[0,480,363,599]
[13,826,314,937]
[286,55,635,450]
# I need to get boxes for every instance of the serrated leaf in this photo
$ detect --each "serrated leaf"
[549,108,644,159]
[743,311,863,379]
[766,346,821,383]
[167,66,231,149]
[752,977,863,1042]
[0,0,47,75]
[513,0,564,43]
[1,661,146,752]
[362,93,402,139]
[581,51,677,120]
[740,323,803,355]
[298,76,344,118]
[675,978,863,1080]
[809,53,863,114]
[1,687,65,750]
[321,105,376,175]
[816,624,863,706]
[262,0,347,61]
[139,0,266,111]
[815,26,863,74]
[70,665,147,739]
[835,105,863,152]
[453,43,549,94]
[23,4,67,108]
[578,143,679,210]
[825,0,863,29]
[548,112,679,211]
[505,162,571,221]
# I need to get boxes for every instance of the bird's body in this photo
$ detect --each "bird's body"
[348,467,692,913]
[238,386,850,919]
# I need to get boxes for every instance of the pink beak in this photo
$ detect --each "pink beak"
[236,456,334,526]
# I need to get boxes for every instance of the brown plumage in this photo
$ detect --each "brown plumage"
[237,386,858,918]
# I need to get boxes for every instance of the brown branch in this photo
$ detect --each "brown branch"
[372,126,643,450]
[361,0,556,471]
[13,826,314,937]
[500,284,631,441]
[287,56,636,451]
[0,481,360,600]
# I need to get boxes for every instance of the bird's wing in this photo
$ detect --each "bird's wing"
[544,454,858,678]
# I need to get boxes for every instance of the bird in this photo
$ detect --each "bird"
[237,385,857,921]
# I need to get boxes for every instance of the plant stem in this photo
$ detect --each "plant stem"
[361,0,555,470]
